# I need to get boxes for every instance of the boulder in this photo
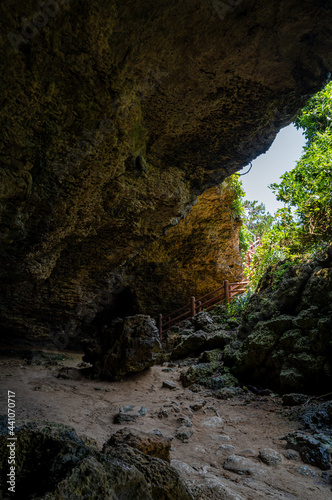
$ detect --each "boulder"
[82,315,161,380]
[234,252,332,393]
[180,361,238,390]
[171,330,233,360]
[282,393,308,406]
[0,419,192,499]
[285,431,331,470]
[258,448,282,466]
[223,454,266,476]
[106,428,172,462]
[192,312,214,332]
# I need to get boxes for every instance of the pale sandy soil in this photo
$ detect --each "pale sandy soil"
[1,350,332,500]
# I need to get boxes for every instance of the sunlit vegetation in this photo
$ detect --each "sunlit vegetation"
[242,81,332,289]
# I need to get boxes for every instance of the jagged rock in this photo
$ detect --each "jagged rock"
[214,387,243,400]
[103,444,193,499]
[171,332,209,359]
[235,252,332,393]
[180,361,238,390]
[177,415,192,429]
[258,448,282,466]
[82,315,161,380]
[223,454,266,476]
[106,428,171,462]
[285,431,331,470]
[296,465,322,477]
[0,419,193,499]
[198,349,223,364]
[170,330,233,360]
[114,405,148,424]
[190,401,206,412]
[283,450,301,461]
[282,393,308,406]
[298,401,332,434]
[1,0,332,343]
[192,312,214,332]
[175,426,194,443]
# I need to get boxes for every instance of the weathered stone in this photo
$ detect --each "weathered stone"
[192,312,214,332]
[0,420,193,499]
[235,252,332,393]
[175,426,194,443]
[258,448,282,466]
[216,444,236,455]
[297,465,321,477]
[201,417,224,429]
[171,333,209,360]
[283,449,301,461]
[106,427,171,462]
[83,315,161,380]
[104,444,193,499]
[198,349,223,364]
[215,387,243,400]
[285,431,331,470]
[223,454,266,476]
[181,361,238,390]
[187,476,245,500]
[177,415,192,429]
[162,380,177,390]
[114,405,148,424]
[2,0,332,345]
[189,401,206,412]
[282,393,308,406]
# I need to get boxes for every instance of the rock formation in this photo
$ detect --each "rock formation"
[126,180,243,317]
[1,1,332,344]
[0,419,192,499]
[234,247,332,393]
[82,315,161,380]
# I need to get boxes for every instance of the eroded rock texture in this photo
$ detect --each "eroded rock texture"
[234,247,332,393]
[1,0,332,344]
[0,419,192,499]
[126,179,243,317]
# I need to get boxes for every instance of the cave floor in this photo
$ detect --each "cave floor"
[1,350,331,500]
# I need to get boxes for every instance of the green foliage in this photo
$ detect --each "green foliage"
[243,200,274,238]
[226,291,253,317]
[246,80,332,288]
[229,174,251,255]
[294,81,332,144]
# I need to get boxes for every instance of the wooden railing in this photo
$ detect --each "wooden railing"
[158,279,249,338]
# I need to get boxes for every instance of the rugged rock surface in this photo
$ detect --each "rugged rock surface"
[126,181,243,317]
[234,249,332,393]
[82,315,161,380]
[105,427,172,463]
[285,431,331,470]
[1,1,332,344]
[0,419,192,499]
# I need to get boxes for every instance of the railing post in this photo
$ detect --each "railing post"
[191,296,196,317]
[198,300,202,313]
[224,280,230,304]
[158,314,163,340]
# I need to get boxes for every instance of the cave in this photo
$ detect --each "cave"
[1,1,332,498]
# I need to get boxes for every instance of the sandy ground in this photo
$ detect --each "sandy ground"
[1,349,332,500]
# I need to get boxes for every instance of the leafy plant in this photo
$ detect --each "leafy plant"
[227,291,253,317]
[246,80,332,289]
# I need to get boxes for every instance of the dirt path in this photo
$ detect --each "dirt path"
[1,351,331,499]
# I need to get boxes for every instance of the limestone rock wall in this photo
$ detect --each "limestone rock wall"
[127,179,243,317]
[1,0,332,344]
[234,247,332,393]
